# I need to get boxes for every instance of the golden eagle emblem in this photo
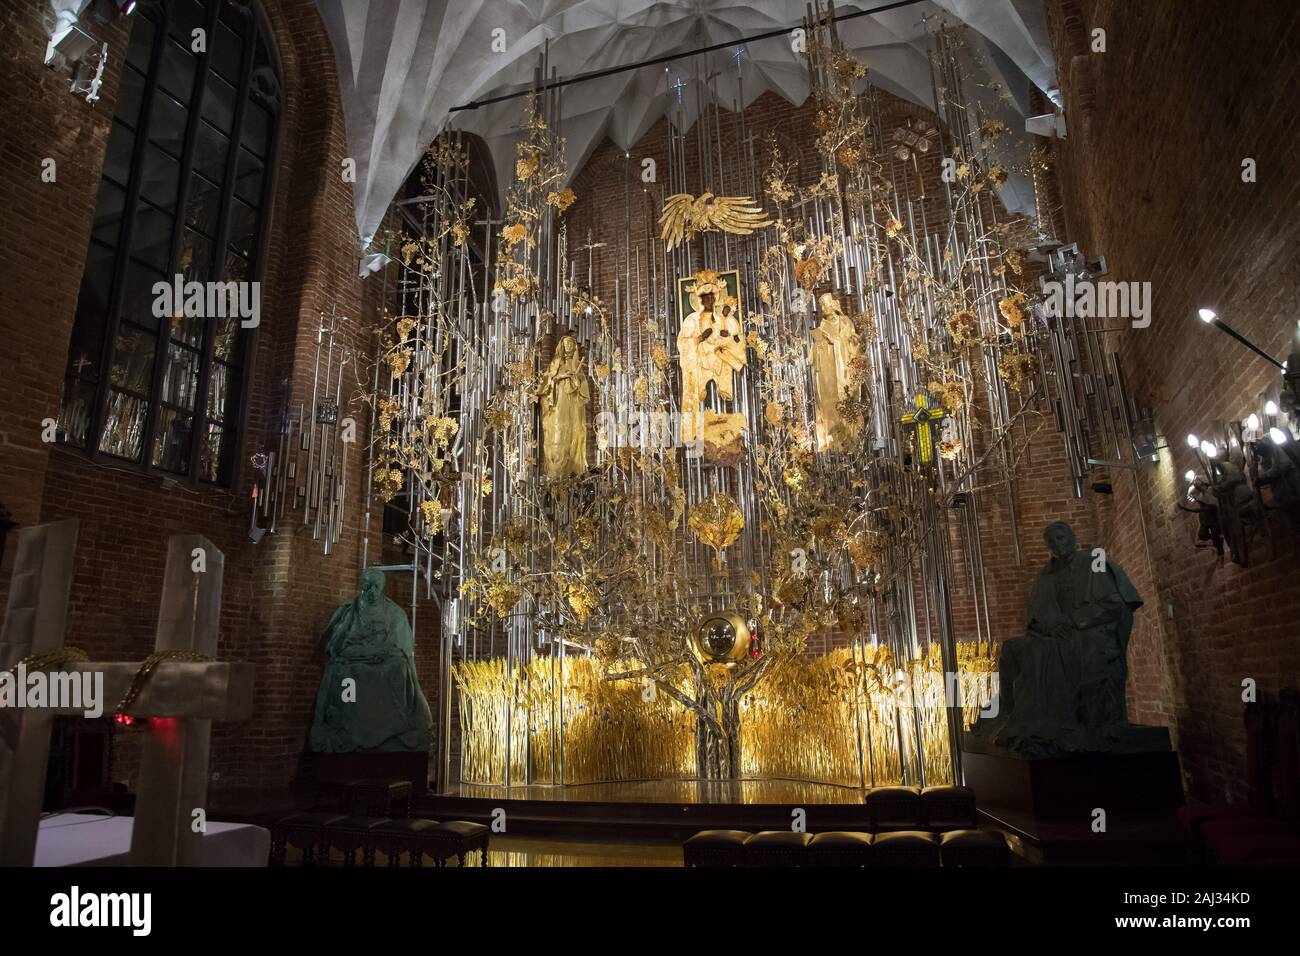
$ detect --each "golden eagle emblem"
[658,193,773,251]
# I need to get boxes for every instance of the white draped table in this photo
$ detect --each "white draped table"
[35,813,269,867]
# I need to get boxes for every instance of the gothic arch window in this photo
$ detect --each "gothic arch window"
[58,0,280,486]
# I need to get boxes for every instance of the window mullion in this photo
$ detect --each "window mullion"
[153,0,220,481]
[199,7,258,483]
[229,14,281,493]
[88,6,166,464]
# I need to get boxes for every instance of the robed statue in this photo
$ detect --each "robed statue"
[810,292,863,452]
[310,568,432,753]
[539,334,590,480]
[678,274,745,443]
[969,521,1161,758]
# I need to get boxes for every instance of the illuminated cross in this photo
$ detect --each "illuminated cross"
[672,76,686,105]
[899,393,951,466]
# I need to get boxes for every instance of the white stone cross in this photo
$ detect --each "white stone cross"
[0,523,254,865]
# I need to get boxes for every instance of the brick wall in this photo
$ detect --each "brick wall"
[1045,0,1300,802]
[0,0,434,792]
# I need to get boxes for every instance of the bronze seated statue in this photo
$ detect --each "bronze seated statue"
[968,521,1169,758]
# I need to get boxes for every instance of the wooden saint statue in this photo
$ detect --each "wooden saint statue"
[540,334,590,479]
[810,292,863,451]
[678,273,745,443]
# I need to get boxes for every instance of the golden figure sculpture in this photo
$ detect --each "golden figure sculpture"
[810,292,863,451]
[540,335,590,479]
[678,272,746,444]
[659,193,773,251]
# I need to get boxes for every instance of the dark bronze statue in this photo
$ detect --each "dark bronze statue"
[310,568,432,753]
[969,521,1166,758]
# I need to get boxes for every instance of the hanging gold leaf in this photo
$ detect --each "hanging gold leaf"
[688,493,745,570]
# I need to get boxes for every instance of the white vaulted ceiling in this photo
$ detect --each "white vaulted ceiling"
[314,0,1058,246]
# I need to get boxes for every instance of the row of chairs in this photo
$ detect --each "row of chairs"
[269,812,490,867]
[685,828,1010,866]
[311,777,414,817]
[834,784,979,831]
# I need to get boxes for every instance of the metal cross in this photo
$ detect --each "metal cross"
[900,393,951,466]
[577,229,606,290]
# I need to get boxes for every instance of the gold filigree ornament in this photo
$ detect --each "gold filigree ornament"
[773,571,809,608]
[566,580,599,625]
[847,529,885,573]
[659,193,773,251]
[515,153,539,180]
[501,223,527,248]
[998,291,1029,327]
[418,499,444,534]
[546,188,576,212]
[373,466,404,502]
[483,573,521,618]
[687,492,745,571]
[387,348,411,378]
[997,351,1037,391]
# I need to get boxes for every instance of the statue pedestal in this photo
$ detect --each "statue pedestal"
[961,735,1186,863]
[308,751,431,795]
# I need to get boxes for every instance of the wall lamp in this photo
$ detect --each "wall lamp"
[1196,308,1284,370]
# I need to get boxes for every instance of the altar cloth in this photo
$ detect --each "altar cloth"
[35,813,269,867]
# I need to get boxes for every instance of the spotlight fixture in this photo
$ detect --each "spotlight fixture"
[358,251,392,277]
[1200,440,1218,458]
[44,7,108,104]
[1194,307,1285,370]
[1265,400,1279,416]
[1186,433,1199,448]
[1184,470,1196,483]
[1270,427,1289,445]
[1246,413,1261,431]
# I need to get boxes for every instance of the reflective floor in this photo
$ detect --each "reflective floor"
[282,835,681,867]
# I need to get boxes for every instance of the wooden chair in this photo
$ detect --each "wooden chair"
[682,829,751,867]
[345,778,413,818]
[423,820,491,867]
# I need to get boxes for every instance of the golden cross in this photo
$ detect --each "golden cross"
[899,393,951,466]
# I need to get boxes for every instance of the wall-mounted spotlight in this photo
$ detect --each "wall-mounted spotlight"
[1270,427,1290,445]
[1195,307,1285,370]
[358,251,392,278]
[44,1,116,104]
